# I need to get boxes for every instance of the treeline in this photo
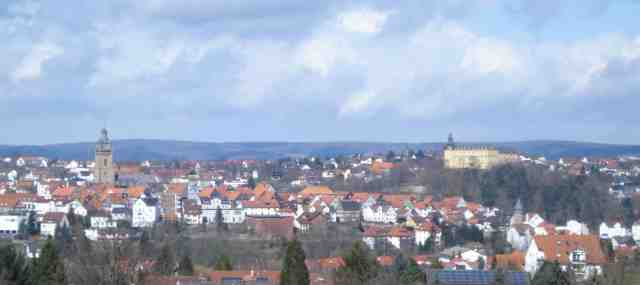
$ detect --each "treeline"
[0,239,65,285]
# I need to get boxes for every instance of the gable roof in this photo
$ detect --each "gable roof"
[209,270,280,285]
[300,186,334,197]
[533,234,606,265]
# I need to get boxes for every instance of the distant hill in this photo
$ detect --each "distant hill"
[0,140,639,161]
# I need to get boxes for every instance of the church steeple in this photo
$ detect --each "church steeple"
[514,198,523,214]
[94,128,114,184]
[445,132,456,150]
[510,198,524,225]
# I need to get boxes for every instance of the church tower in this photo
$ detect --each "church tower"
[510,199,524,226]
[94,128,114,184]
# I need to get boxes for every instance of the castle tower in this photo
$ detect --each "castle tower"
[445,132,456,150]
[94,128,114,184]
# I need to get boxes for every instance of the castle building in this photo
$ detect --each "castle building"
[94,128,114,184]
[443,133,518,169]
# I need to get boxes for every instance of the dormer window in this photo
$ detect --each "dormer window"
[571,249,586,262]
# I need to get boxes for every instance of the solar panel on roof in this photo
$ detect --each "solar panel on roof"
[434,270,529,285]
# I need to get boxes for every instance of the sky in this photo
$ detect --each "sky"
[1,0,640,145]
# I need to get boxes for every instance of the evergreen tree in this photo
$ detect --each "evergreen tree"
[214,254,233,271]
[139,230,153,256]
[279,239,310,285]
[27,211,39,236]
[0,245,29,284]
[418,237,434,253]
[66,208,77,228]
[478,257,485,270]
[154,243,175,276]
[335,242,380,285]
[30,238,66,285]
[531,261,572,285]
[391,254,425,285]
[247,176,257,189]
[399,259,425,285]
[177,255,194,276]
[215,207,228,232]
[54,224,73,256]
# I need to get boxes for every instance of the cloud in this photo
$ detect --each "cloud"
[1,0,640,144]
[338,8,391,34]
[10,41,63,81]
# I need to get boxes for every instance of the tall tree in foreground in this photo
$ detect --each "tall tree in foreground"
[280,239,309,285]
[0,245,30,285]
[335,242,380,285]
[393,254,425,285]
[31,238,66,285]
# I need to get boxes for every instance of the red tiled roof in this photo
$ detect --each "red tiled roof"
[300,186,335,197]
[533,235,606,265]
[376,256,393,266]
[209,271,280,285]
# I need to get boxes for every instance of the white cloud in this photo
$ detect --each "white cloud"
[338,8,391,34]
[11,42,63,81]
[461,38,521,74]
[339,90,377,117]
[296,35,356,77]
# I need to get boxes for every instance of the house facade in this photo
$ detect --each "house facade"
[525,235,605,281]
[132,194,160,228]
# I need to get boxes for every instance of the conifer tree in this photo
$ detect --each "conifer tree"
[532,261,572,285]
[0,245,29,284]
[177,255,194,276]
[335,242,380,285]
[154,243,175,276]
[214,254,233,270]
[399,259,425,285]
[31,238,66,285]
[215,207,228,232]
[280,239,309,285]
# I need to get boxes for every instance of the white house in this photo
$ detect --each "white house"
[67,200,88,217]
[632,221,640,243]
[362,204,397,224]
[525,235,605,281]
[36,183,52,200]
[111,207,131,222]
[507,224,533,252]
[556,220,590,235]
[599,222,629,239]
[415,222,441,246]
[525,213,545,228]
[40,212,69,237]
[132,194,160,228]
[0,214,25,236]
[90,213,117,229]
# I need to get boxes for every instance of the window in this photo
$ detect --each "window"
[104,158,107,167]
[572,250,585,262]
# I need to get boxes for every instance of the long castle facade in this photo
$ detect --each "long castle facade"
[443,133,518,170]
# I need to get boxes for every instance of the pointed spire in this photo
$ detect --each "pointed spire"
[514,198,523,214]
[446,133,456,150]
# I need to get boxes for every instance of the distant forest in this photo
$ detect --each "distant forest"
[1,140,640,161]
